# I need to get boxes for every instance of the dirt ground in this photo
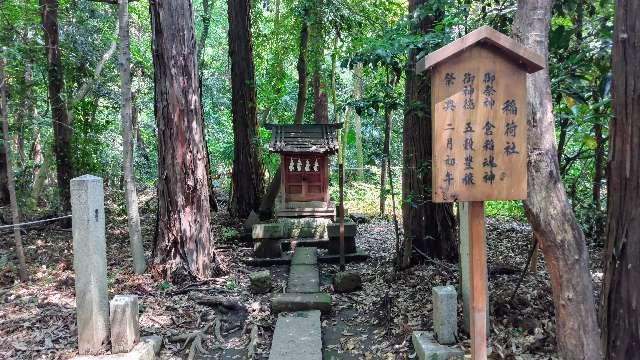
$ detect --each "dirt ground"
[0,195,604,359]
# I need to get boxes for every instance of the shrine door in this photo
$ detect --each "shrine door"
[283,155,326,203]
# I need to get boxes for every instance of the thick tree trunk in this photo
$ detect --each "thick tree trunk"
[313,71,329,124]
[228,0,265,219]
[513,1,603,359]
[118,0,146,275]
[601,0,640,357]
[150,0,217,280]
[258,8,309,219]
[401,0,457,267]
[1,59,28,281]
[41,0,73,211]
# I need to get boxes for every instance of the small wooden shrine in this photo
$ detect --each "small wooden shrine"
[265,123,342,218]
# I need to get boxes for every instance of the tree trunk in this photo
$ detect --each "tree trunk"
[380,106,392,215]
[601,0,640,357]
[118,0,146,275]
[353,64,364,180]
[592,122,604,211]
[401,0,457,267]
[1,59,28,281]
[313,71,329,124]
[41,0,73,211]
[228,0,265,219]
[513,1,603,359]
[150,0,218,280]
[0,139,9,206]
[258,7,309,219]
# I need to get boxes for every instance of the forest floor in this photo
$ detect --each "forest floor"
[0,191,604,360]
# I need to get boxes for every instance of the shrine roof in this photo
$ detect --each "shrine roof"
[265,123,343,154]
[417,26,545,74]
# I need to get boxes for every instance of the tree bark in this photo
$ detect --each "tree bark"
[601,0,640,357]
[401,0,457,267]
[1,59,28,281]
[513,1,603,359]
[118,0,146,275]
[258,5,309,219]
[228,0,265,219]
[150,0,218,280]
[40,0,73,211]
[310,1,328,125]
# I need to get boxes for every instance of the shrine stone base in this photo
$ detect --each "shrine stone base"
[278,217,332,240]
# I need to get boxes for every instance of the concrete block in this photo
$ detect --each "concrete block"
[326,222,357,237]
[271,293,331,313]
[412,331,464,360]
[71,175,110,355]
[252,223,284,239]
[109,295,140,354]
[279,218,332,239]
[268,311,321,360]
[332,271,362,293]
[249,270,272,294]
[432,285,458,345]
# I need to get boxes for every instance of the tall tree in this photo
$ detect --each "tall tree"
[228,0,265,219]
[513,0,603,358]
[150,0,218,280]
[310,0,328,124]
[1,58,28,281]
[601,0,640,357]
[118,0,146,274]
[258,4,310,219]
[40,0,73,211]
[401,0,457,266]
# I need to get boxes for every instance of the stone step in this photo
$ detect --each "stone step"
[268,311,322,360]
[271,293,332,313]
[287,264,319,293]
[291,247,318,265]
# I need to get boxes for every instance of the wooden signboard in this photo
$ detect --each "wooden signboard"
[418,26,545,203]
[418,26,544,360]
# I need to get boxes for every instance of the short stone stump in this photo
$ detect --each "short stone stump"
[326,222,357,255]
[411,331,464,360]
[252,223,284,258]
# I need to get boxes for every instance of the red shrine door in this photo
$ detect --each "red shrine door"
[283,155,327,203]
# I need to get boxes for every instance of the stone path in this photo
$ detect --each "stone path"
[269,247,329,360]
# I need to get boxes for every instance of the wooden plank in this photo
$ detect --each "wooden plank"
[469,201,487,360]
[417,26,545,74]
[431,46,527,202]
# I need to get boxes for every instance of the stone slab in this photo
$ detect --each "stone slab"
[287,265,320,293]
[291,247,318,265]
[271,293,332,313]
[252,223,285,239]
[411,331,464,360]
[432,285,458,345]
[72,337,157,360]
[253,238,283,258]
[268,311,322,360]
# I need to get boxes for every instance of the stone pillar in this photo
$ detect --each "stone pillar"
[110,295,140,353]
[432,285,457,345]
[71,175,110,355]
[459,202,489,334]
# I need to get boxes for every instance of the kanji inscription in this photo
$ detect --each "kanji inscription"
[431,46,527,202]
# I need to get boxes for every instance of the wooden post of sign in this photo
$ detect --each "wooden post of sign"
[469,201,487,360]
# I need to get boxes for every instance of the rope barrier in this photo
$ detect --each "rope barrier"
[0,214,72,232]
